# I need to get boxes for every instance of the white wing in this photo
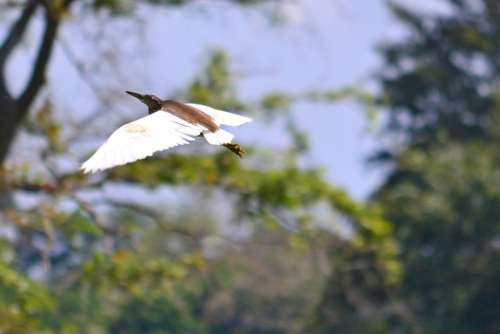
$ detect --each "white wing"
[81,112,204,173]
[186,103,252,127]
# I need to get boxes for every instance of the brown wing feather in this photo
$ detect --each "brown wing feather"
[161,100,219,132]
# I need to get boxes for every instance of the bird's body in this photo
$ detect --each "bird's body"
[81,91,252,173]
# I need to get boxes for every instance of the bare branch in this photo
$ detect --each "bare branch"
[17,5,58,116]
[0,0,38,96]
[16,0,78,116]
[0,0,37,64]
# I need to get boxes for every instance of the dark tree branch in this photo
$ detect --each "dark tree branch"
[0,0,38,97]
[17,4,59,117]
[17,0,77,116]
[0,0,38,64]
[0,0,76,164]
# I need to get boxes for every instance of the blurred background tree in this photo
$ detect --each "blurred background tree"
[313,1,500,333]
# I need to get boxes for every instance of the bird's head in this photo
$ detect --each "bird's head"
[126,91,162,114]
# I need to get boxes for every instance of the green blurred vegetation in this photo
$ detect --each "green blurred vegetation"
[312,1,500,333]
[1,0,500,333]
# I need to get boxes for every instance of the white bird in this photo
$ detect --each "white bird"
[81,91,252,173]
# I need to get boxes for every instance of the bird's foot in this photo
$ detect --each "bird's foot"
[223,143,246,158]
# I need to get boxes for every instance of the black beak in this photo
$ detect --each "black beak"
[126,91,145,101]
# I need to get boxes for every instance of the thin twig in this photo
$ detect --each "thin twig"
[57,37,116,115]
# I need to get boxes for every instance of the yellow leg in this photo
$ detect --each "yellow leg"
[223,143,246,158]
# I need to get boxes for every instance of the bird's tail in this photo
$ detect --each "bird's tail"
[203,129,234,145]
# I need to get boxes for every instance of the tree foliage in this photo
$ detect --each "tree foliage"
[314,1,500,333]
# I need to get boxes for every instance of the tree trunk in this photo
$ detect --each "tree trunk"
[0,94,18,210]
[0,96,20,164]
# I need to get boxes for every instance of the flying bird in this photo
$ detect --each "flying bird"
[81,91,252,173]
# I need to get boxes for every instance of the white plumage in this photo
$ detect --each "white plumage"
[81,103,251,173]
[204,129,235,145]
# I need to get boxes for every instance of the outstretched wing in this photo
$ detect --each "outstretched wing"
[81,111,203,173]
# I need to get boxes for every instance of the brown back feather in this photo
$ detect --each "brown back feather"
[161,100,219,132]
